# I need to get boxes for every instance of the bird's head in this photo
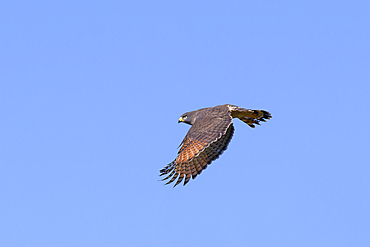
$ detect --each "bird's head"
[178,111,196,125]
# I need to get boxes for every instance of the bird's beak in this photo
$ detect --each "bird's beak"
[178,117,184,123]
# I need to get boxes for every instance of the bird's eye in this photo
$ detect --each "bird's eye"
[183,115,187,119]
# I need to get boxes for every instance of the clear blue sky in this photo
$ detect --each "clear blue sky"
[1,1,369,246]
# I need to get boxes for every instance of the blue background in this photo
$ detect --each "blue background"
[1,1,369,246]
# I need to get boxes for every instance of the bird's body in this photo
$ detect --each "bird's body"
[160,104,272,187]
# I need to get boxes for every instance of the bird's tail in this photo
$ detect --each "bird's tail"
[228,105,272,128]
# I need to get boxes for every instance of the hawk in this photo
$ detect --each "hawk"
[160,104,272,187]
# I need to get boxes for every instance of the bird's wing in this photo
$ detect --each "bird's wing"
[160,115,233,187]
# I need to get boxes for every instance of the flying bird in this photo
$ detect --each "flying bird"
[160,104,272,187]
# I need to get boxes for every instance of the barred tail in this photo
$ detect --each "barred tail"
[227,105,272,128]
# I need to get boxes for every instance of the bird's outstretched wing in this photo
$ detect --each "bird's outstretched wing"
[160,115,233,187]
